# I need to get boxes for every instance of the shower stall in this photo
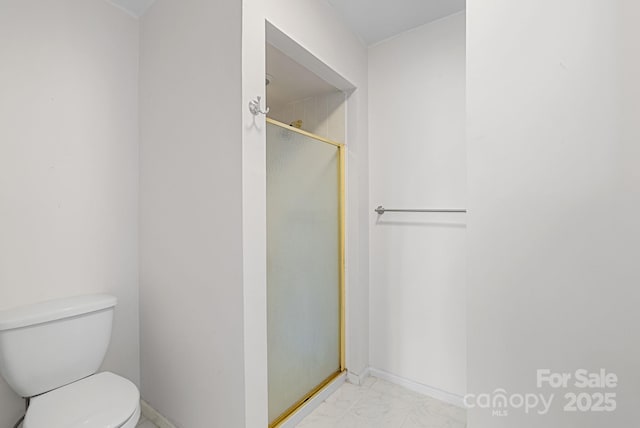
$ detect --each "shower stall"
[266,118,345,427]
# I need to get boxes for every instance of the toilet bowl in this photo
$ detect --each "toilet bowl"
[0,294,140,428]
[24,372,140,428]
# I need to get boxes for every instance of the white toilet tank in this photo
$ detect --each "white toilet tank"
[0,294,117,398]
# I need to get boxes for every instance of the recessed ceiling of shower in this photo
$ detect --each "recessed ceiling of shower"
[266,43,340,114]
[106,0,156,17]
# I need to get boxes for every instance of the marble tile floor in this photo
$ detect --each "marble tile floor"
[136,415,159,428]
[296,376,466,428]
[134,376,466,428]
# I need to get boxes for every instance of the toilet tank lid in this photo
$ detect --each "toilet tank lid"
[0,294,117,331]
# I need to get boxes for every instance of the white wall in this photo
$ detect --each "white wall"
[139,0,245,427]
[467,1,640,426]
[369,12,467,399]
[242,0,369,425]
[0,0,140,426]
[269,91,346,143]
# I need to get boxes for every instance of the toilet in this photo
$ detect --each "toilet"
[0,294,140,428]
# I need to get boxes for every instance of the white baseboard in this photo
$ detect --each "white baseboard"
[346,367,371,386]
[278,371,347,428]
[368,368,466,408]
[141,400,177,428]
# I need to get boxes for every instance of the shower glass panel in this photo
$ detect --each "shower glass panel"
[266,119,344,426]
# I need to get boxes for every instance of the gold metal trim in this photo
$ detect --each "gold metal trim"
[269,370,345,428]
[266,119,347,427]
[338,144,346,371]
[266,117,344,147]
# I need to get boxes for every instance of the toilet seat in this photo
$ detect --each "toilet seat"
[24,371,140,428]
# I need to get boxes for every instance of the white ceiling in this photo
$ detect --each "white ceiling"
[327,0,466,45]
[108,1,465,46]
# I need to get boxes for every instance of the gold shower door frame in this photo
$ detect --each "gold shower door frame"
[266,118,346,428]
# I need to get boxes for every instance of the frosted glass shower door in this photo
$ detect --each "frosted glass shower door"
[266,119,344,426]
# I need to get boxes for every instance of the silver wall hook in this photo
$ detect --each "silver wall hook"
[249,96,270,116]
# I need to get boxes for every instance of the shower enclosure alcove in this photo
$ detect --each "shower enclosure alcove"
[265,41,347,427]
